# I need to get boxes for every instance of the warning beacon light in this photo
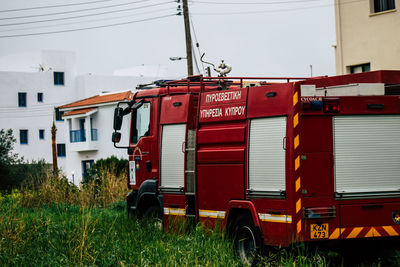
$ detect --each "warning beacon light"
[323,98,340,113]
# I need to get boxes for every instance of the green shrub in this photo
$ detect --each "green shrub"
[82,156,127,185]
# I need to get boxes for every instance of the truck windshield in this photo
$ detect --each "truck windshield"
[130,102,151,144]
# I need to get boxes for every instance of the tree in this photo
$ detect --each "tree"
[0,129,23,190]
[0,129,21,165]
[0,129,50,191]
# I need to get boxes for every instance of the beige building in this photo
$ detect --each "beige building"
[334,0,400,74]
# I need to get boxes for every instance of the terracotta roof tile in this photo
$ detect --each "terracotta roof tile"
[62,108,96,117]
[59,91,133,109]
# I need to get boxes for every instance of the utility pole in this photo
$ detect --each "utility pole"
[51,121,58,173]
[182,0,193,76]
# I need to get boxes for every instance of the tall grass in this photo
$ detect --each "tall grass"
[0,198,241,266]
[1,169,399,266]
[20,168,127,208]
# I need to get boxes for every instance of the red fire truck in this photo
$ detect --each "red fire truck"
[112,70,400,264]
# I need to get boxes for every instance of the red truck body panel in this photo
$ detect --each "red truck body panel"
[126,71,400,246]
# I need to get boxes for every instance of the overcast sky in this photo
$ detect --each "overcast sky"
[0,0,336,79]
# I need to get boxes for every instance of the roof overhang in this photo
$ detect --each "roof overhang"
[62,108,98,119]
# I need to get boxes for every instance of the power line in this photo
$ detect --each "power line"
[192,0,364,15]
[192,0,324,5]
[0,0,152,20]
[189,17,204,74]
[0,7,176,33]
[0,0,112,13]
[0,1,174,27]
[0,13,176,38]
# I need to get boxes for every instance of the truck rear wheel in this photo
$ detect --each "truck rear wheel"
[233,215,263,266]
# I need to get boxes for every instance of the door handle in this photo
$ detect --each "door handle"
[182,141,186,153]
[361,204,384,209]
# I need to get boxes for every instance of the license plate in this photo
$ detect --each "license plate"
[310,223,328,239]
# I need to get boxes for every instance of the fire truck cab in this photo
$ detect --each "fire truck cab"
[113,71,400,264]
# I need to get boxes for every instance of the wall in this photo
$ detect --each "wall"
[63,105,131,184]
[335,0,400,74]
[0,50,156,185]
[0,69,73,163]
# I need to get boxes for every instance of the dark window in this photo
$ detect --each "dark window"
[57,144,66,157]
[130,102,151,144]
[18,92,26,107]
[37,92,43,102]
[350,63,371,74]
[20,129,28,144]
[54,72,64,85]
[82,160,94,180]
[374,0,395,12]
[55,108,64,121]
[39,129,45,140]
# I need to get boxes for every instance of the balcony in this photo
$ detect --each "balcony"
[91,129,98,141]
[69,128,98,152]
[70,129,86,143]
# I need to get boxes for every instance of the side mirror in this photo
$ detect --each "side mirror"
[112,132,121,143]
[113,107,123,130]
[132,99,144,110]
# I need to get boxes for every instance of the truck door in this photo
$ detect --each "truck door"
[333,115,400,238]
[159,94,198,225]
[129,99,156,189]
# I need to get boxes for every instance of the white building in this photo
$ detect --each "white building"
[0,50,161,184]
[58,91,134,185]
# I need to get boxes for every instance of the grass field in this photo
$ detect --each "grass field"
[1,196,399,266]
[0,173,399,266]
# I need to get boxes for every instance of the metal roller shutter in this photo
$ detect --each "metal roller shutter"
[248,116,287,192]
[334,115,400,194]
[161,124,186,188]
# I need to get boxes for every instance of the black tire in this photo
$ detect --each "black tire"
[126,203,135,219]
[143,205,163,230]
[233,215,263,266]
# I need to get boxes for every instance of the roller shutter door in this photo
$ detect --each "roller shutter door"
[161,124,186,188]
[334,115,400,194]
[248,116,286,192]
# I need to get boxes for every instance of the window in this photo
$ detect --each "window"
[373,0,395,12]
[20,129,28,144]
[39,129,45,140]
[18,92,26,107]
[57,144,66,157]
[37,92,43,102]
[54,72,64,85]
[82,160,94,180]
[350,63,371,74]
[130,102,151,144]
[55,108,64,121]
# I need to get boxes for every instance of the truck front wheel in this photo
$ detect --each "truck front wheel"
[143,205,162,230]
[233,215,263,266]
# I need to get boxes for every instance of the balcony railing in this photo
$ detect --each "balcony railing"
[91,129,98,141]
[70,129,98,143]
[70,129,86,143]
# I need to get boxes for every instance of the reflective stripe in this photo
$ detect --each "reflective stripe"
[347,227,363,239]
[296,199,301,213]
[329,228,340,239]
[295,156,300,171]
[329,225,399,239]
[258,213,292,223]
[293,113,299,128]
[294,135,299,150]
[297,220,302,233]
[293,91,298,106]
[383,226,398,236]
[295,177,301,192]
[164,207,185,216]
[199,209,226,219]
